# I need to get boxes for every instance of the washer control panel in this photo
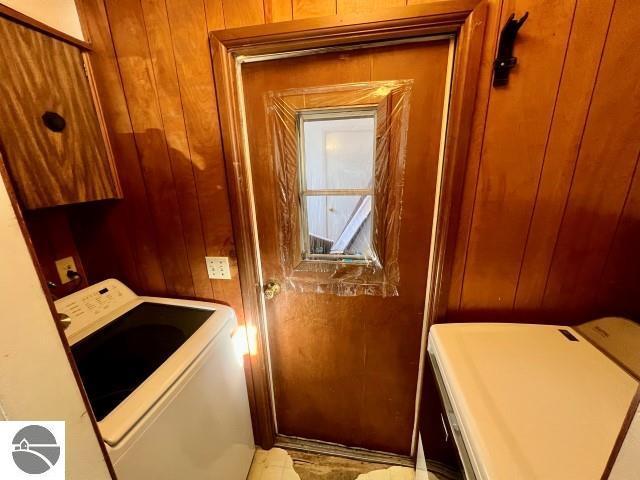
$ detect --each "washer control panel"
[55,279,138,339]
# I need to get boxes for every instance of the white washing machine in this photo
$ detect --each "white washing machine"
[55,279,255,480]
[428,319,640,480]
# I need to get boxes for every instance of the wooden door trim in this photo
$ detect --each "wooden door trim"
[210,0,488,451]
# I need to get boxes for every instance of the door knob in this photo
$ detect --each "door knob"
[263,280,281,300]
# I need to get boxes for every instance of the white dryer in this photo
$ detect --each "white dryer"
[55,279,255,480]
[428,319,639,480]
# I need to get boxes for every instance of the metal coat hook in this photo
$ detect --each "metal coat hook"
[493,12,529,87]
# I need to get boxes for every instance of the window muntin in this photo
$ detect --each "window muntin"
[298,108,377,262]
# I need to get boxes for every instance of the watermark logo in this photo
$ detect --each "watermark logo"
[1,422,64,479]
[12,425,60,474]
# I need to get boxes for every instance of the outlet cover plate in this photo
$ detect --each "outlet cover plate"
[55,256,77,284]
[206,256,231,280]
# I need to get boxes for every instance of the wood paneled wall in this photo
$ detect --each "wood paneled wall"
[27,0,639,322]
[447,0,640,325]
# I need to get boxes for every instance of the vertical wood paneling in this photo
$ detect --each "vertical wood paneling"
[222,0,264,27]
[265,0,293,22]
[460,0,576,312]
[140,0,214,300]
[105,0,195,297]
[164,0,244,315]
[598,160,640,316]
[293,0,335,19]
[77,0,165,294]
[338,0,404,15]
[204,0,225,30]
[25,0,640,335]
[513,0,616,309]
[542,0,640,316]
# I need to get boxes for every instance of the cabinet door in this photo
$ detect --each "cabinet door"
[0,18,119,209]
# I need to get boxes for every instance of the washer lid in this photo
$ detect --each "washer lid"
[72,302,215,422]
[429,323,639,480]
[97,300,235,447]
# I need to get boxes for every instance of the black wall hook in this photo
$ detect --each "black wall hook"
[493,12,529,87]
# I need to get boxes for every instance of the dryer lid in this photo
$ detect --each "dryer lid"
[428,323,639,480]
[576,317,640,379]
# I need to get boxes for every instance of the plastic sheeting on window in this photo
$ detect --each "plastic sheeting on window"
[266,80,413,296]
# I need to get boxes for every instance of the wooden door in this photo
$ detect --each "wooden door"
[242,38,452,455]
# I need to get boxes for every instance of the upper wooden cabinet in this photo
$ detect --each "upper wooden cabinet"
[0,17,120,209]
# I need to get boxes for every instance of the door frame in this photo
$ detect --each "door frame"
[210,0,487,455]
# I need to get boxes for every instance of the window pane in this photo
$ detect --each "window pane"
[302,116,375,190]
[305,195,373,258]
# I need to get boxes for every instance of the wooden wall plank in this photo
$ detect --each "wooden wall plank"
[542,0,640,318]
[204,0,226,30]
[164,0,244,313]
[140,0,214,300]
[598,157,640,317]
[222,0,264,28]
[338,0,405,15]
[513,0,616,310]
[24,209,89,297]
[459,0,576,314]
[104,0,195,297]
[265,0,293,23]
[77,0,164,294]
[292,0,335,19]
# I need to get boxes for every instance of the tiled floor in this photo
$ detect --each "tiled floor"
[247,448,435,480]
[247,448,300,480]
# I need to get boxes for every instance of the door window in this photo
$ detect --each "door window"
[266,80,413,296]
[298,110,376,261]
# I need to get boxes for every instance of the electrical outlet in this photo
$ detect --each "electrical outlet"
[206,256,231,280]
[55,256,77,284]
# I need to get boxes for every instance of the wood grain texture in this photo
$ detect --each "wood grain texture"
[265,0,294,22]
[75,0,165,294]
[165,0,245,315]
[337,0,405,15]
[204,0,225,30]
[446,0,640,325]
[105,0,196,298]
[0,17,118,209]
[598,161,640,317]
[542,0,640,317]
[514,0,616,309]
[222,0,265,27]
[140,0,214,300]
[293,0,335,19]
[459,0,577,313]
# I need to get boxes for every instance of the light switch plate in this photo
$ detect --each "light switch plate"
[55,256,77,284]
[206,256,231,280]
